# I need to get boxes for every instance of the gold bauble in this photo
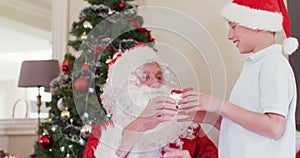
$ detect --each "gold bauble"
[81,32,88,40]
[61,108,70,120]
[65,153,71,158]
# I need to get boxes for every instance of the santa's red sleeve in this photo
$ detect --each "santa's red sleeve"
[195,135,218,158]
[179,135,218,158]
[83,121,112,158]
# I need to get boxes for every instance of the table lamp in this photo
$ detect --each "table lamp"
[18,60,60,126]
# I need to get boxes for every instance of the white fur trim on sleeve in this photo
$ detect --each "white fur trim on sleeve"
[94,125,122,158]
[93,125,162,158]
[221,3,283,32]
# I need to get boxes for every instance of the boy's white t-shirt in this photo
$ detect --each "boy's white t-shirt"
[219,44,297,158]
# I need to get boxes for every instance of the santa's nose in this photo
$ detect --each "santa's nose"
[146,76,161,88]
[150,82,162,88]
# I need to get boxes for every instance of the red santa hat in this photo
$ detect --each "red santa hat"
[221,0,298,55]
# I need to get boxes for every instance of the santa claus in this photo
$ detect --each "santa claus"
[83,45,218,158]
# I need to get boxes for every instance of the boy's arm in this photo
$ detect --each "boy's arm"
[221,101,286,139]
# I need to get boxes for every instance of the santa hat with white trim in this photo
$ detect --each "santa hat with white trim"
[221,0,298,55]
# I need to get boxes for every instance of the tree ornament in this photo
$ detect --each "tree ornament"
[61,65,68,74]
[57,98,65,111]
[74,77,89,92]
[108,9,113,15]
[83,21,93,29]
[68,144,73,149]
[38,135,51,149]
[62,60,71,74]
[61,108,70,120]
[88,87,95,93]
[80,124,92,138]
[63,60,71,67]
[81,32,88,40]
[118,1,125,9]
[51,125,58,132]
[81,64,89,72]
[65,153,71,158]
[60,146,65,152]
[83,112,89,119]
[79,137,86,146]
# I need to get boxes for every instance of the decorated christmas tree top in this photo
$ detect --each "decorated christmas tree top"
[31,0,155,157]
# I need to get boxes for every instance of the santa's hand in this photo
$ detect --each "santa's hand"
[138,96,178,130]
[162,146,191,158]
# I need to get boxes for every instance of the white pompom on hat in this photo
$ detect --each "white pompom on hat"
[221,0,298,55]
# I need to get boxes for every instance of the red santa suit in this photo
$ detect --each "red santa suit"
[83,121,218,158]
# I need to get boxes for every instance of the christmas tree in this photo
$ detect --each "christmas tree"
[31,0,154,157]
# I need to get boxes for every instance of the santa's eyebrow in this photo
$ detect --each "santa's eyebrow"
[142,71,150,74]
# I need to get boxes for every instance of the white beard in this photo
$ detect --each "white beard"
[95,84,191,157]
[112,84,173,128]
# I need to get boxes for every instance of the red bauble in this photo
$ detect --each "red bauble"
[118,2,125,8]
[61,65,68,74]
[82,64,89,72]
[74,77,89,92]
[38,135,51,149]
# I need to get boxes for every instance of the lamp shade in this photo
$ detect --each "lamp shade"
[18,60,60,88]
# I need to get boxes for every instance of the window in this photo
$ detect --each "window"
[0,0,52,119]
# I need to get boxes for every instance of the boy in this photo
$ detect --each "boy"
[179,0,298,157]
